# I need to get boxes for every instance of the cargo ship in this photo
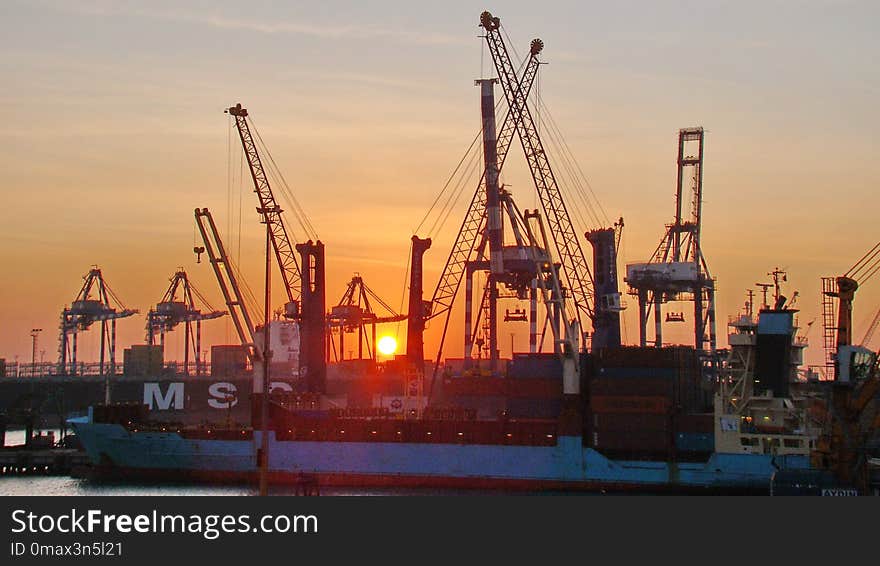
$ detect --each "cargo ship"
[68,295,834,493]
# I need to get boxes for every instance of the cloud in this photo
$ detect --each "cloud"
[50,1,469,47]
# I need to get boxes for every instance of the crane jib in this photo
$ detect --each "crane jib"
[227,104,302,314]
[481,20,596,329]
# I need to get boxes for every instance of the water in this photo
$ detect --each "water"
[0,476,468,496]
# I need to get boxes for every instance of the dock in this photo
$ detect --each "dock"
[0,448,90,476]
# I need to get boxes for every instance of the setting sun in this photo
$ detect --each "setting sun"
[377,335,398,356]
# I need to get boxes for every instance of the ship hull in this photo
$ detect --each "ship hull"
[70,418,810,493]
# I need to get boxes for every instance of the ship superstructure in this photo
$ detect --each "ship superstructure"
[714,275,818,459]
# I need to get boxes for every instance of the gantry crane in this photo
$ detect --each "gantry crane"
[58,267,137,378]
[822,240,880,378]
[624,127,717,354]
[146,269,226,376]
[328,275,407,362]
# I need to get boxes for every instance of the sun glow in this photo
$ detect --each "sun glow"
[377,335,397,356]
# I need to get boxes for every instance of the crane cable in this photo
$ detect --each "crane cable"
[414,51,530,242]
[396,238,413,339]
[412,128,479,236]
[188,281,219,313]
[847,241,880,284]
[247,116,319,242]
[501,23,611,230]
[537,96,610,226]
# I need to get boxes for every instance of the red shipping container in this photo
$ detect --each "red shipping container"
[589,377,674,397]
[591,412,670,432]
[674,413,714,434]
[505,378,562,399]
[590,395,670,414]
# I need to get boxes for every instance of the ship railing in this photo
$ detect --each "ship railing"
[2,361,231,378]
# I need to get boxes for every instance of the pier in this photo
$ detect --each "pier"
[0,448,90,476]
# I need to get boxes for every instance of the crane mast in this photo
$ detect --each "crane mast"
[427,52,542,324]
[421,44,543,376]
[822,240,880,379]
[480,11,595,335]
[226,103,301,319]
[146,269,226,376]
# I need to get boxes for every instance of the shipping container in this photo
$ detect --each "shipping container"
[589,376,675,397]
[587,345,710,414]
[507,353,562,380]
[442,395,506,420]
[211,345,247,377]
[123,345,163,376]
[442,377,506,397]
[590,412,670,433]
[506,398,562,419]
[506,378,562,399]
[590,395,670,414]
[675,413,714,434]
[596,367,675,379]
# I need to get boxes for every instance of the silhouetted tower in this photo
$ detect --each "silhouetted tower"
[58,267,138,380]
[146,269,226,376]
[625,127,716,353]
[586,219,625,349]
[297,240,326,394]
[406,236,432,370]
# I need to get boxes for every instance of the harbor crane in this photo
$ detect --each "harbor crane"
[194,208,261,365]
[58,267,137,379]
[226,103,303,320]
[328,275,407,362]
[407,31,543,374]
[410,11,621,394]
[146,269,226,376]
[812,346,880,494]
[821,240,880,379]
[624,127,717,354]
[226,103,326,394]
[480,11,615,346]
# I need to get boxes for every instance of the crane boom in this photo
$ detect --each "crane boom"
[194,207,261,362]
[227,103,301,317]
[427,49,542,323]
[480,11,595,333]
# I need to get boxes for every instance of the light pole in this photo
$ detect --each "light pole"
[258,207,274,497]
[30,328,42,377]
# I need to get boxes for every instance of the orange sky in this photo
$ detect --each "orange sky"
[2,1,879,370]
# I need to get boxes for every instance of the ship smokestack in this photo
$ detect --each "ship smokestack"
[476,78,504,276]
[407,236,432,372]
[297,240,326,394]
